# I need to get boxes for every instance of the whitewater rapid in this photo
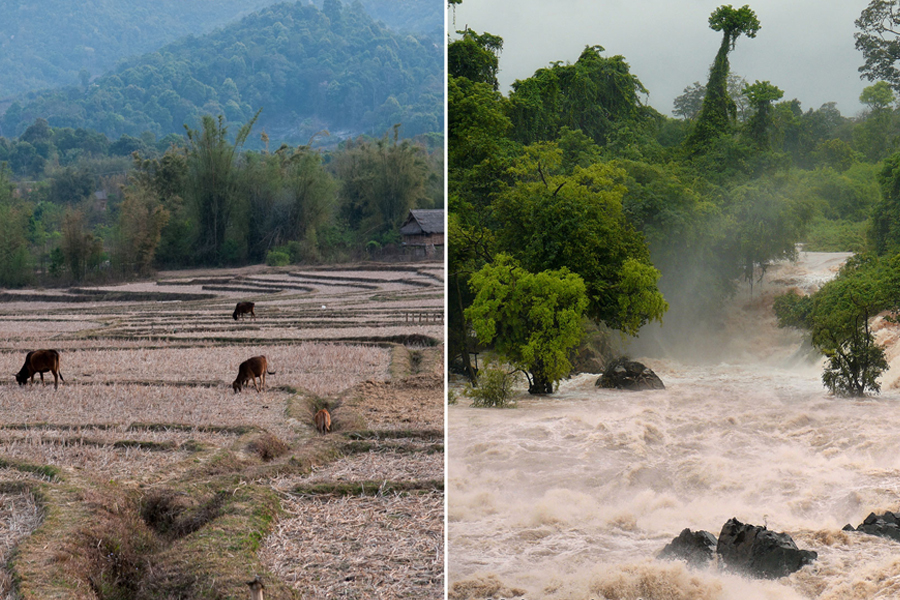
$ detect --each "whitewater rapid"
[448,252,900,599]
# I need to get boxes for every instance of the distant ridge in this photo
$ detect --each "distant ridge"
[1,1,443,145]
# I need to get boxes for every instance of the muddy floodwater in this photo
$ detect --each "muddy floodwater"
[448,252,900,599]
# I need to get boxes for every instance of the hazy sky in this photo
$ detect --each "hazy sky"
[448,0,873,119]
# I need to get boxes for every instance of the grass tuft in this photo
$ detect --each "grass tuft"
[247,433,290,462]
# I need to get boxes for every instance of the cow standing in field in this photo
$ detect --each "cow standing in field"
[314,408,332,434]
[232,356,275,393]
[233,302,255,321]
[15,349,65,390]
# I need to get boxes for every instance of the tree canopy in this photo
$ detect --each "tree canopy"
[856,0,900,92]
[466,255,588,394]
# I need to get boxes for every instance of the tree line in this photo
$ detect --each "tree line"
[449,2,900,397]
[0,114,442,287]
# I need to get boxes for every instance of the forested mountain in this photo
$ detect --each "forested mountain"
[1,1,443,145]
[0,0,284,99]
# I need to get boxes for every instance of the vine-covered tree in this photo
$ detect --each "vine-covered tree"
[686,4,761,153]
[448,29,503,90]
[744,80,784,148]
[507,45,651,147]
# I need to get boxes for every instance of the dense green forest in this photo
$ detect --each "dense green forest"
[1,1,443,145]
[0,0,440,101]
[449,3,900,396]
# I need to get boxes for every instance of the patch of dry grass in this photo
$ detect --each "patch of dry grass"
[272,451,443,487]
[261,492,443,600]
[0,491,42,598]
[0,261,444,598]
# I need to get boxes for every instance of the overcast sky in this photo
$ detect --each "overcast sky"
[448,0,873,119]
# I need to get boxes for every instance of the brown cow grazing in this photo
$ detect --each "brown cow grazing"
[16,349,65,390]
[314,408,332,434]
[233,302,256,321]
[232,356,275,393]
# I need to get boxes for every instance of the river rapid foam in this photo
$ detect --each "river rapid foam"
[448,252,900,599]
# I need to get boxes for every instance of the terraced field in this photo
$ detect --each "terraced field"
[0,262,444,600]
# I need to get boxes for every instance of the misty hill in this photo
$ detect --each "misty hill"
[318,0,443,37]
[0,0,285,98]
[0,1,443,145]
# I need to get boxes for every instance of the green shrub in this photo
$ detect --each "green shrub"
[466,367,519,408]
[265,250,290,266]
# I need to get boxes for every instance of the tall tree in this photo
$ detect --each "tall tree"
[856,1,900,92]
[115,187,170,277]
[183,112,258,263]
[0,180,31,287]
[854,81,899,161]
[686,4,761,153]
[743,80,784,148]
[60,209,104,282]
[279,145,336,262]
[775,254,899,396]
[448,29,503,90]
[336,131,428,246]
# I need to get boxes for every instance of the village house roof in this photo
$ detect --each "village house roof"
[399,209,444,236]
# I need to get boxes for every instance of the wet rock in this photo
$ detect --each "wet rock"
[595,359,665,391]
[569,328,610,375]
[845,511,900,542]
[658,528,718,567]
[716,517,817,579]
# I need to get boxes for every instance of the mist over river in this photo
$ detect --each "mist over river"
[448,252,900,599]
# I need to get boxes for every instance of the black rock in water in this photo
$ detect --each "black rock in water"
[716,518,817,579]
[845,511,900,542]
[658,528,718,566]
[595,359,665,391]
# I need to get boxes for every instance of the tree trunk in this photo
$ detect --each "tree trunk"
[528,371,553,395]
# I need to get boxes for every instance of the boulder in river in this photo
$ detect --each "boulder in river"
[658,528,718,567]
[716,517,817,579]
[844,511,900,542]
[595,358,665,391]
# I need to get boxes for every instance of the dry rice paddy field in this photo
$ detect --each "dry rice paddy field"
[0,262,444,599]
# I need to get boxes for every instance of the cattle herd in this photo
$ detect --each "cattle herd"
[14,301,330,434]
